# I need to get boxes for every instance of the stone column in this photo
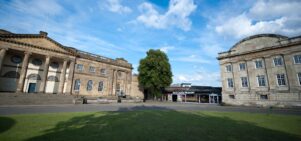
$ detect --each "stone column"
[125,71,128,95]
[16,52,31,93]
[245,60,251,91]
[0,48,7,73]
[113,70,118,96]
[58,60,67,94]
[65,60,75,95]
[111,69,116,96]
[39,56,50,93]
[263,57,270,91]
[281,54,290,91]
[230,62,236,93]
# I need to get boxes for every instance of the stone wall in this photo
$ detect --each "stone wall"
[130,75,144,99]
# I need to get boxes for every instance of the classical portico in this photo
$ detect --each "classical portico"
[0,30,76,94]
[0,29,144,100]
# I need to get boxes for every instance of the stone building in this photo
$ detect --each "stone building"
[0,29,143,99]
[217,34,301,107]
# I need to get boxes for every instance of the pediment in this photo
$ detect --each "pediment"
[7,37,71,54]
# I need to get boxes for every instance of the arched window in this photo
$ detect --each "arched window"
[87,80,93,91]
[11,55,22,64]
[27,74,41,80]
[98,81,104,92]
[47,76,59,82]
[32,58,42,66]
[50,62,59,69]
[3,71,20,78]
[74,79,81,91]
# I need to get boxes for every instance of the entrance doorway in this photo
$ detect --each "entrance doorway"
[28,83,36,93]
[172,95,177,102]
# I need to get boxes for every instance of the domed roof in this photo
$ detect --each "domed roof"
[230,34,288,53]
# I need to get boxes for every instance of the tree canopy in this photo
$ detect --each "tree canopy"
[138,49,173,99]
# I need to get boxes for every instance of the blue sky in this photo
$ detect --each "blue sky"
[1,0,301,86]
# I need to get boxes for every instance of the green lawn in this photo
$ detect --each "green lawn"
[0,110,301,141]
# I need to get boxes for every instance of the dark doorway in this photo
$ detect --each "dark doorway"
[172,95,177,102]
[28,83,36,93]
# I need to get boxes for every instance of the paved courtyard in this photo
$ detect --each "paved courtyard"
[1,102,301,115]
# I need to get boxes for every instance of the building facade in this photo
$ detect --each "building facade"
[164,83,221,103]
[0,29,143,99]
[218,34,301,107]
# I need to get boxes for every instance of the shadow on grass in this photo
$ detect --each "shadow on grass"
[26,106,300,141]
[0,117,15,133]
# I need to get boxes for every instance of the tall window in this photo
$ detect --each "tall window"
[76,64,84,71]
[241,77,248,87]
[98,81,104,92]
[87,80,93,91]
[255,60,263,69]
[257,75,266,86]
[100,69,106,75]
[298,72,301,85]
[74,79,81,91]
[116,83,121,92]
[89,66,95,73]
[276,74,286,86]
[227,78,233,88]
[226,65,232,72]
[239,63,246,71]
[273,57,283,66]
[294,55,301,64]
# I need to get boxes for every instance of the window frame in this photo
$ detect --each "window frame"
[255,60,263,69]
[239,63,246,71]
[241,77,248,88]
[225,65,232,72]
[89,66,96,73]
[98,81,104,92]
[100,68,106,75]
[276,74,286,86]
[273,57,283,66]
[293,55,301,64]
[87,80,93,91]
[74,79,81,91]
[76,64,84,72]
[227,78,233,88]
[257,75,266,87]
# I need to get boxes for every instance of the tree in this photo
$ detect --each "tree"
[138,49,173,100]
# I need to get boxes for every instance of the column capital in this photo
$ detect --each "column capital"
[44,55,52,59]
[24,51,32,55]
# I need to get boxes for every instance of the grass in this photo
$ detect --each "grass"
[0,110,301,141]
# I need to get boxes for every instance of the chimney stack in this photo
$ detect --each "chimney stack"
[39,31,48,37]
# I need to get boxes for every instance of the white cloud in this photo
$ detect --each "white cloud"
[172,54,211,64]
[249,0,301,20]
[159,46,175,53]
[174,70,221,86]
[214,0,301,38]
[106,0,132,14]
[137,0,197,31]
[10,0,63,17]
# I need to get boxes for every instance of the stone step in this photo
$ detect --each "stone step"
[0,92,75,105]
